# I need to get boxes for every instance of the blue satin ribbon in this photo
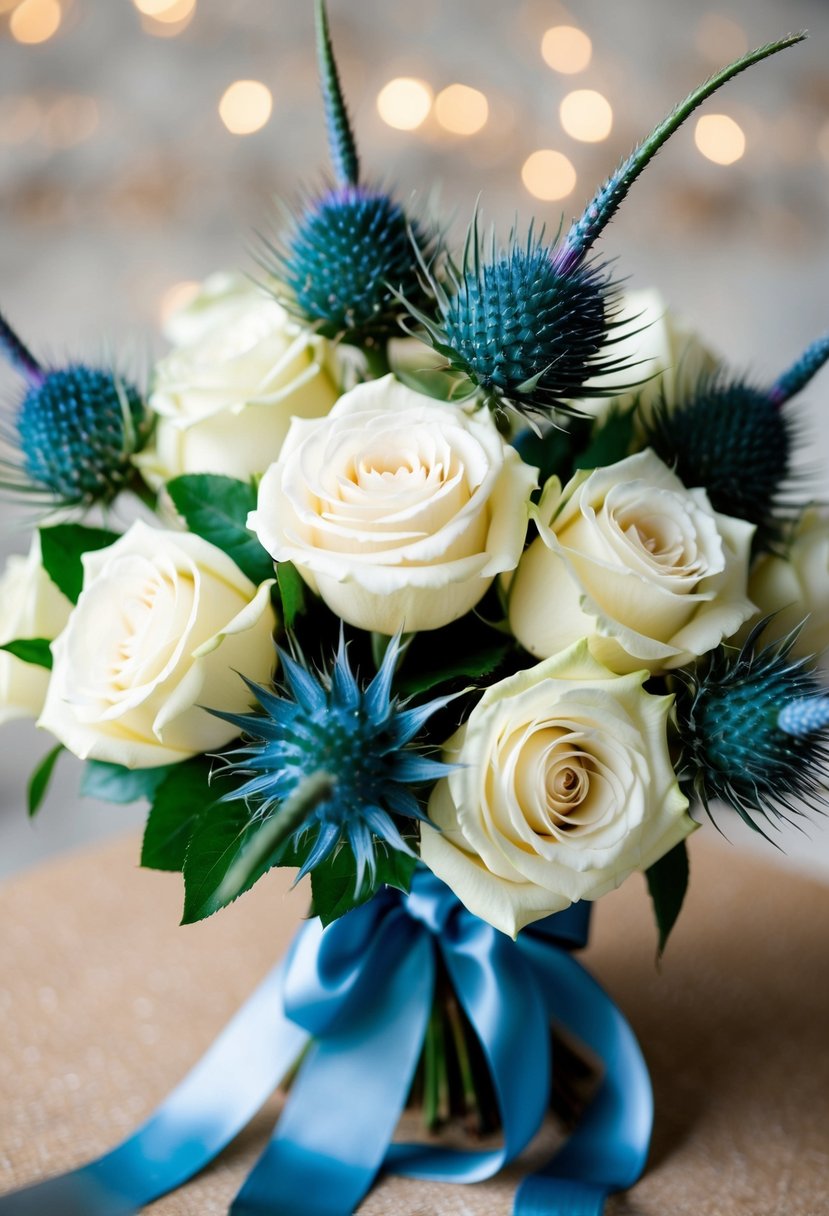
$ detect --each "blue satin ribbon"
[0,871,652,1216]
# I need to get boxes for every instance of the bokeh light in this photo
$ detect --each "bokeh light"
[694,113,745,165]
[137,0,196,37]
[541,26,592,74]
[434,84,488,136]
[9,0,62,44]
[0,96,41,145]
[695,13,748,62]
[41,96,100,149]
[376,78,433,131]
[559,89,613,143]
[521,149,576,201]
[218,80,273,136]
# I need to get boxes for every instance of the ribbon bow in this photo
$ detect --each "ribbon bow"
[0,872,652,1216]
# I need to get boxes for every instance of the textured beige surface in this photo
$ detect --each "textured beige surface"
[1,833,828,1215]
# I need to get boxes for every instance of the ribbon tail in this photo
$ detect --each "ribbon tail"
[387,915,550,1184]
[0,957,310,1216]
[229,927,434,1216]
[514,940,653,1216]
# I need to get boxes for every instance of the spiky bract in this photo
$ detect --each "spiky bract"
[5,363,148,507]
[644,370,793,541]
[274,184,430,345]
[673,623,829,836]
[216,635,454,892]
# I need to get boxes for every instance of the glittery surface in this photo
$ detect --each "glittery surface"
[1,833,828,1214]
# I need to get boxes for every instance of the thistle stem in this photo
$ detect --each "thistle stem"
[361,341,391,380]
[556,32,806,270]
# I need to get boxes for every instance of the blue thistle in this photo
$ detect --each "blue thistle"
[0,310,148,507]
[264,0,431,350]
[408,34,804,421]
[644,332,829,546]
[673,621,829,838]
[213,634,455,895]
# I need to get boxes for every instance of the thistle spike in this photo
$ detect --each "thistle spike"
[778,698,829,738]
[554,32,806,273]
[0,310,43,385]
[768,331,829,407]
[315,0,360,186]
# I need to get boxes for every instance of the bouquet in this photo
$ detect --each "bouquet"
[2,8,827,1214]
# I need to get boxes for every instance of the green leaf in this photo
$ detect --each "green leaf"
[397,639,511,697]
[394,366,476,404]
[277,561,306,629]
[0,638,52,669]
[81,760,172,804]
[166,474,275,585]
[141,758,214,872]
[39,524,120,603]
[27,744,64,817]
[645,839,689,958]
[573,402,638,471]
[310,843,418,927]
[181,798,270,924]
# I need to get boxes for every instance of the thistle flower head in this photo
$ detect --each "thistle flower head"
[263,0,431,348]
[408,220,632,421]
[274,183,430,345]
[215,634,455,893]
[0,311,148,508]
[673,622,829,837]
[644,331,829,546]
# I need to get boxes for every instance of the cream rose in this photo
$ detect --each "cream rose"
[569,289,717,422]
[421,641,694,936]
[249,375,538,635]
[749,509,829,665]
[138,272,338,485]
[38,521,277,768]
[0,535,72,725]
[508,449,755,674]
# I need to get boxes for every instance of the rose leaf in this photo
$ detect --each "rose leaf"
[310,843,418,927]
[0,637,52,669]
[645,838,689,959]
[141,758,215,873]
[81,759,173,805]
[39,524,121,603]
[573,402,638,471]
[27,744,64,818]
[166,474,275,586]
[276,561,306,629]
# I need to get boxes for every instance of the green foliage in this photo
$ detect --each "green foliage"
[645,840,689,958]
[0,637,52,669]
[27,744,64,817]
[310,841,418,927]
[181,798,273,924]
[81,760,172,804]
[397,637,511,697]
[140,759,215,872]
[573,402,638,470]
[166,474,275,585]
[276,561,306,629]
[39,524,120,603]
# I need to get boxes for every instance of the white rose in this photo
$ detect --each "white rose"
[508,449,755,674]
[0,535,72,725]
[138,272,339,485]
[249,375,538,635]
[38,521,277,768]
[421,641,694,937]
[569,289,717,421]
[748,509,829,666]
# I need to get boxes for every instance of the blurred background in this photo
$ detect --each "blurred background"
[2,0,829,880]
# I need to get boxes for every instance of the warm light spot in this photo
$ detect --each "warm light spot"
[0,95,41,145]
[0,0,22,12]
[434,83,488,136]
[42,96,99,148]
[694,113,745,165]
[376,77,432,131]
[521,149,576,201]
[218,80,273,136]
[541,25,592,74]
[560,89,613,142]
[159,280,200,328]
[695,13,748,61]
[10,0,62,44]
[132,0,193,15]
